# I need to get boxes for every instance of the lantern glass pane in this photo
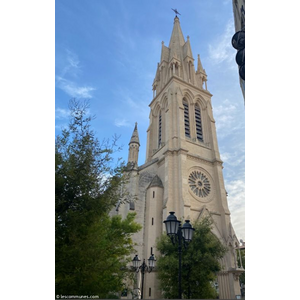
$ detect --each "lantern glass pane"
[164,212,179,235]
[132,255,140,268]
[148,257,155,268]
[182,227,194,242]
[170,221,178,235]
[170,221,176,234]
[165,222,171,234]
[149,259,153,268]
[175,221,179,234]
[135,260,139,268]
[181,228,187,240]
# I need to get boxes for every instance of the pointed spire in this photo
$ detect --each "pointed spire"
[169,16,185,48]
[195,53,208,89]
[183,35,193,59]
[160,40,170,65]
[127,122,140,168]
[154,62,160,81]
[197,54,204,73]
[153,16,208,90]
[129,122,140,146]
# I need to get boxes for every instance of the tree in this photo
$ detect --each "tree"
[237,246,245,288]
[156,217,227,299]
[55,99,141,297]
[56,212,141,297]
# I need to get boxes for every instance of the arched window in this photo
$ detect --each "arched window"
[195,104,203,142]
[158,111,162,146]
[175,62,179,76]
[129,201,135,210]
[183,99,190,137]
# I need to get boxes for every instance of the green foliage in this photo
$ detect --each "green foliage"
[55,99,141,298]
[56,213,141,297]
[237,247,245,285]
[55,99,124,224]
[156,217,227,299]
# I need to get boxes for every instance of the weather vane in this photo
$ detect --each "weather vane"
[171,8,181,16]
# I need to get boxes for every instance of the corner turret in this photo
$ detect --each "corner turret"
[127,122,140,169]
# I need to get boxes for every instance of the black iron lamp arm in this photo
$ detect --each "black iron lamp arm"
[170,226,189,249]
[134,259,153,273]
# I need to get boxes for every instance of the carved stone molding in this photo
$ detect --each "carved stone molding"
[229,268,245,281]
[187,154,213,166]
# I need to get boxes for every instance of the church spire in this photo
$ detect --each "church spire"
[129,122,140,146]
[127,122,140,169]
[151,16,207,96]
[169,16,185,48]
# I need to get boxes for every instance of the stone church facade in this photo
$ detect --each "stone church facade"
[114,16,243,299]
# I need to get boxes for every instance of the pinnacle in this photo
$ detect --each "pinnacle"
[129,122,140,146]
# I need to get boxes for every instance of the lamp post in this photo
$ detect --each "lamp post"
[132,254,156,299]
[163,211,195,299]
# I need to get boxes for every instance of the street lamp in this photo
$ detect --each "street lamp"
[163,211,195,299]
[132,254,156,299]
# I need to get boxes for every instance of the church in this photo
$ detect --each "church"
[115,15,243,299]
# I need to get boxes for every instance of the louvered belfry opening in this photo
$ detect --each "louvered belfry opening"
[195,104,203,142]
[183,99,190,137]
[158,111,162,146]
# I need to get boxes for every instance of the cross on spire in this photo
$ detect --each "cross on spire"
[171,8,181,16]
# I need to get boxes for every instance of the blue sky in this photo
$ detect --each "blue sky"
[55,0,245,241]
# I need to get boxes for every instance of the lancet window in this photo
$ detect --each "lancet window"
[195,104,203,142]
[158,111,162,146]
[183,99,190,137]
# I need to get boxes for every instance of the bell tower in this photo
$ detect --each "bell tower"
[120,16,243,299]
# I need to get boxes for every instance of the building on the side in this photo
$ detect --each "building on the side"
[114,16,243,299]
[232,0,245,99]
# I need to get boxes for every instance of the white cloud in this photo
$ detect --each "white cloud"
[208,19,235,66]
[214,99,237,113]
[226,179,245,203]
[114,118,131,127]
[220,151,232,163]
[221,148,245,170]
[113,87,150,124]
[55,107,70,119]
[66,49,80,68]
[55,108,69,133]
[225,179,245,240]
[213,99,237,133]
[55,49,81,78]
[126,95,148,115]
[56,49,95,98]
[56,76,95,99]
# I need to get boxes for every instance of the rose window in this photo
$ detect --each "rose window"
[188,171,211,198]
